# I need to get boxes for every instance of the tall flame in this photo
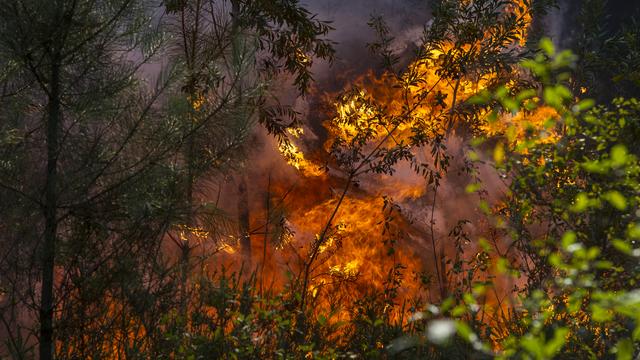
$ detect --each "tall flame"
[265,0,541,321]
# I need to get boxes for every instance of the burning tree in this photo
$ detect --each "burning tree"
[278,0,542,320]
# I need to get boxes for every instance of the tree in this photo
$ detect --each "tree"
[295,0,542,312]
[0,0,176,357]
[162,0,334,330]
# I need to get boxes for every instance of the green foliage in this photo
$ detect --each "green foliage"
[410,38,640,359]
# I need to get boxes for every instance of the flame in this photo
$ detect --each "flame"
[509,0,533,46]
[266,0,547,323]
[217,241,237,254]
[34,2,561,357]
[483,105,561,145]
[329,259,361,278]
[177,224,210,244]
[290,196,426,317]
[278,126,326,177]
[261,0,541,321]
[214,0,544,328]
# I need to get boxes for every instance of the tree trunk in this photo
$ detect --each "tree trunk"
[231,0,252,266]
[179,244,190,321]
[40,56,61,360]
[237,176,251,265]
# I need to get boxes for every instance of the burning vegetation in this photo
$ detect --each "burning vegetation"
[1,0,640,359]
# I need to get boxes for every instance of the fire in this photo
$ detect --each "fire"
[262,0,546,322]
[226,0,544,324]
[510,0,533,45]
[177,224,210,244]
[329,259,361,278]
[483,105,561,145]
[289,196,425,315]
[7,0,613,357]
[278,128,326,177]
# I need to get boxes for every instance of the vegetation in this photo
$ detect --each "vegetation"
[0,0,639,359]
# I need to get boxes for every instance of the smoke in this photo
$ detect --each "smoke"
[541,0,640,48]
[303,0,430,85]
[305,0,429,76]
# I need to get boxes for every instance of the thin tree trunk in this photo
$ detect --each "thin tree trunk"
[231,0,252,266]
[178,0,202,323]
[260,174,271,293]
[179,244,190,321]
[40,55,61,360]
[238,176,251,264]
[181,88,195,321]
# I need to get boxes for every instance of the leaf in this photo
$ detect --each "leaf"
[467,90,490,104]
[521,335,545,359]
[572,99,595,113]
[612,239,632,255]
[611,145,628,168]
[493,142,505,166]
[604,191,627,210]
[495,86,509,100]
[516,89,537,102]
[540,37,555,57]
[561,231,576,250]
[592,304,614,322]
[465,183,482,194]
[543,87,561,108]
[543,327,569,358]
[570,193,590,213]
[615,338,634,360]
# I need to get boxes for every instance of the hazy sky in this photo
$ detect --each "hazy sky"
[302,0,430,76]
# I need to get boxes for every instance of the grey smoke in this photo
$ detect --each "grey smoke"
[303,0,430,82]
[543,0,640,48]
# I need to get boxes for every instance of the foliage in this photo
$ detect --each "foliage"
[411,39,640,359]
[0,0,333,358]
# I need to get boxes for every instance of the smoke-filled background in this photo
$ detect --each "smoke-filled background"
[208,0,640,302]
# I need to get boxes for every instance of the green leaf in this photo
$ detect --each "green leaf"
[543,87,563,108]
[629,224,640,239]
[592,304,614,322]
[493,142,505,166]
[611,145,628,167]
[561,231,576,249]
[496,257,509,274]
[495,86,508,100]
[544,327,569,358]
[612,239,632,255]
[571,193,590,212]
[572,99,595,113]
[521,59,546,76]
[604,191,627,210]
[465,183,482,194]
[505,99,519,113]
[516,89,537,102]
[615,338,633,360]
[467,90,490,105]
[521,335,545,359]
[540,38,555,57]
[555,85,572,100]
